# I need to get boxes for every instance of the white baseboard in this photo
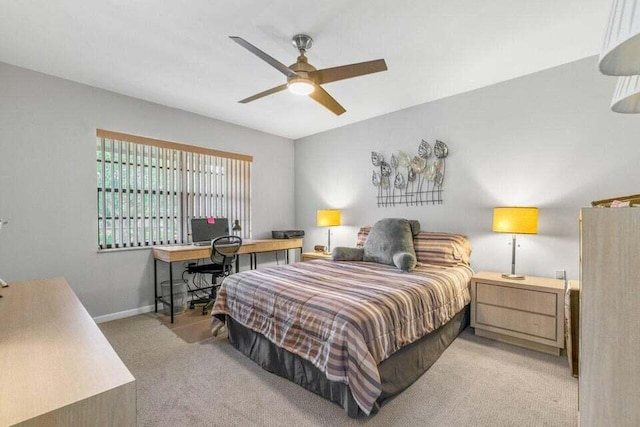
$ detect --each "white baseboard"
[93,304,156,324]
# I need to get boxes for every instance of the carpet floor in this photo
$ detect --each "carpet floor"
[99,313,577,427]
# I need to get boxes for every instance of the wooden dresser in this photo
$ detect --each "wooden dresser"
[580,208,640,426]
[470,271,565,355]
[0,278,136,426]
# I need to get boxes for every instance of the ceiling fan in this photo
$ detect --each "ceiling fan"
[230,34,388,116]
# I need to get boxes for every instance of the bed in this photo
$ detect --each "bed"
[211,230,473,417]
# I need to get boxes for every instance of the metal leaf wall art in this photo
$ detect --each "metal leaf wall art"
[371,139,449,207]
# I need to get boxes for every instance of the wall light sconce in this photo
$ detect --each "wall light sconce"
[600,0,640,113]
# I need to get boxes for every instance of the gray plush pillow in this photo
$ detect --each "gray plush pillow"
[408,220,421,236]
[363,218,418,272]
[332,247,364,261]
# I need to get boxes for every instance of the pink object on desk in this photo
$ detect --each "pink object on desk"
[207,217,215,224]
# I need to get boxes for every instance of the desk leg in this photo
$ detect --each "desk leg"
[154,259,158,313]
[169,261,174,324]
[235,256,240,274]
[286,250,289,264]
[252,253,256,269]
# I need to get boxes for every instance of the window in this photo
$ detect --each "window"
[96,129,251,250]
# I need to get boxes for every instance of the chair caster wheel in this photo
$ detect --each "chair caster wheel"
[189,303,195,310]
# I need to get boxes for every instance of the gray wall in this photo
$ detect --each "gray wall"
[0,62,295,318]
[3,55,638,318]
[295,56,640,280]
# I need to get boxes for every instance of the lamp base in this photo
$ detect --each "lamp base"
[501,273,525,280]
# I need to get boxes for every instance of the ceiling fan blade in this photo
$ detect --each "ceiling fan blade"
[229,36,298,78]
[308,86,346,115]
[310,59,387,85]
[239,84,288,104]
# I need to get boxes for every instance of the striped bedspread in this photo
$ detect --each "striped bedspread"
[211,260,473,415]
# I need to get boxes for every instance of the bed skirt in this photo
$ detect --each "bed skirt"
[226,305,470,418]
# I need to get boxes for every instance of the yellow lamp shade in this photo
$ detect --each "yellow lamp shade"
[317,209,341,227]
[492,207,538,234]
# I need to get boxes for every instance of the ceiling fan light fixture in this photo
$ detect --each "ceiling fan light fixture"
[287,78,315,95]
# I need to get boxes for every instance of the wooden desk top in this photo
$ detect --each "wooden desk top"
[153,238,303,263]
[0,277,135,426]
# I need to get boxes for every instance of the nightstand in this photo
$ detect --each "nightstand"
[470,271,565,356]
[301,252,333,262]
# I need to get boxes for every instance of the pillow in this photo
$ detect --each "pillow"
[362,218,418,271]
[355,226,371,248]
[356,221,419,247]
[392,252,417,272]
[332,247,364,261]
[413,232,472,266]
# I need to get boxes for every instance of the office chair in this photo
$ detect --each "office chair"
[187,235,242,315]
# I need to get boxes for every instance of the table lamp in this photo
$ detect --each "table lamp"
[492,207,538,280]
[317,209,341,254]
[232,219,242,236]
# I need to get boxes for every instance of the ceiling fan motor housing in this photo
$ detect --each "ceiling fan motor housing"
[288,52,316,89]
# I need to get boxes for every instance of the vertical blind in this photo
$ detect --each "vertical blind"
[96,130,252,250]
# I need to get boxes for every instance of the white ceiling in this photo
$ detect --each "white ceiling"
[0,0,608,140]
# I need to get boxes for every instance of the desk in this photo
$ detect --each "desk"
[0,278,136,426]
[152,238,303,323]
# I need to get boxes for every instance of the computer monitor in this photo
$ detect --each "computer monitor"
[191,218,229,245]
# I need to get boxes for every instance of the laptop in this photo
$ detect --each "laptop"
[191,218,229,246]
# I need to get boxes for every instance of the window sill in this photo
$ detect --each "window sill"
[97,246,154,254]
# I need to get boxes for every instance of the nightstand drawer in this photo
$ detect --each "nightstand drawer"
[476,282,556,316]
[476,303,557,340]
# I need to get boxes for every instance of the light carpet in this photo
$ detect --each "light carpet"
[99,314,577,427]
[153,309,215,343]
